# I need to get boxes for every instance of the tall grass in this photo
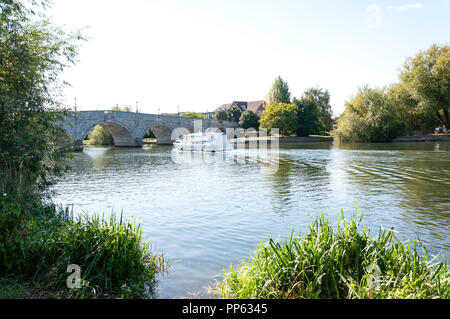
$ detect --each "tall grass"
[217,211,449,299]
[0,201,163,298]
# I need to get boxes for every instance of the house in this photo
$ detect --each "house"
[216,100,265,116]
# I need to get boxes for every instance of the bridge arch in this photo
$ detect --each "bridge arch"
[143,124,175,145]
[84,120,141,147]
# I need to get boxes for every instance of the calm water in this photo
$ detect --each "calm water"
[52,142,450,298]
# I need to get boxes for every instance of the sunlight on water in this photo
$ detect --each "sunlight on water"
[52,142,450,298]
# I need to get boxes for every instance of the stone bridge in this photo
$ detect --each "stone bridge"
[59,110,238,148]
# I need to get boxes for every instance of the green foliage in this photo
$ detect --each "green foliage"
[226,107,242,123]
[87,126,114,146]
[268,76,291,104]
[181,112,207,119]
[144,129,156,139]
[333,86,406,142]
[0,197,28,273]
[214,109,228,121]
[0,2,162,299]
[0,0,84,204]
[399,44,450,132]
[0,201,160,298]
[239,110,260,129]
[217,212,449,299]
[29,211,159,298]
[293,96,321,136]
[111,105,133,112]
[0,277,26,299]
[260,103,299,135]
[302,87,333,132]
[388,83,439,131]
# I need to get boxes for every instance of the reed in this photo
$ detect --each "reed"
[217,211,449,299]
[0,201,162,298]
[28,209,163,298]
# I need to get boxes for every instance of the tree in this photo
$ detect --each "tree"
[226,106,242,123]
[387,83,439,132]
[399,44,450,132]
[268,76,291,105]
[214,109,228,121]
[0,0,83,203]
[239,110,260,129]
[260,103,299,136]
[293,96,321,136]
[181,112,207,119]
[333,86,405,142]
[87,126,114,146]
[302,87,333,132]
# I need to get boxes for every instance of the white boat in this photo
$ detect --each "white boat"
[173,132,233,152]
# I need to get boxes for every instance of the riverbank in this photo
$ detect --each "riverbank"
[231,135,333,144]
[217,213,450,299]
[393,134,450,142]
[233,134,450,145]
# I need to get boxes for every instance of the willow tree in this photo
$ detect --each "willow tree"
[400,44,450,133]
[0,0,84,203]
[333,86,405,142]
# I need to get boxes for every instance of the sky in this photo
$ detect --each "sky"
[49,0,450,116]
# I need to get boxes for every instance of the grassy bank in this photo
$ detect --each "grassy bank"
[216,212,449,299]
[0,198,162,299]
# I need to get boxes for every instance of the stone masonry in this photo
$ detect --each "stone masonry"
[59,111,238,148]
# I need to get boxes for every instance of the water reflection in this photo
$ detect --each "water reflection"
[53,141,450,298]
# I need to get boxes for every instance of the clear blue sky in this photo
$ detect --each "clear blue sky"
[50,0,450,116]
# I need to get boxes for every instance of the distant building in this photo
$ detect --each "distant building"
[216,100,265,116]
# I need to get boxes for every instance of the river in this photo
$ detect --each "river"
[52,141,450,298]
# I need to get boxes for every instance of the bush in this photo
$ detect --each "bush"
[217,212,449,299]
